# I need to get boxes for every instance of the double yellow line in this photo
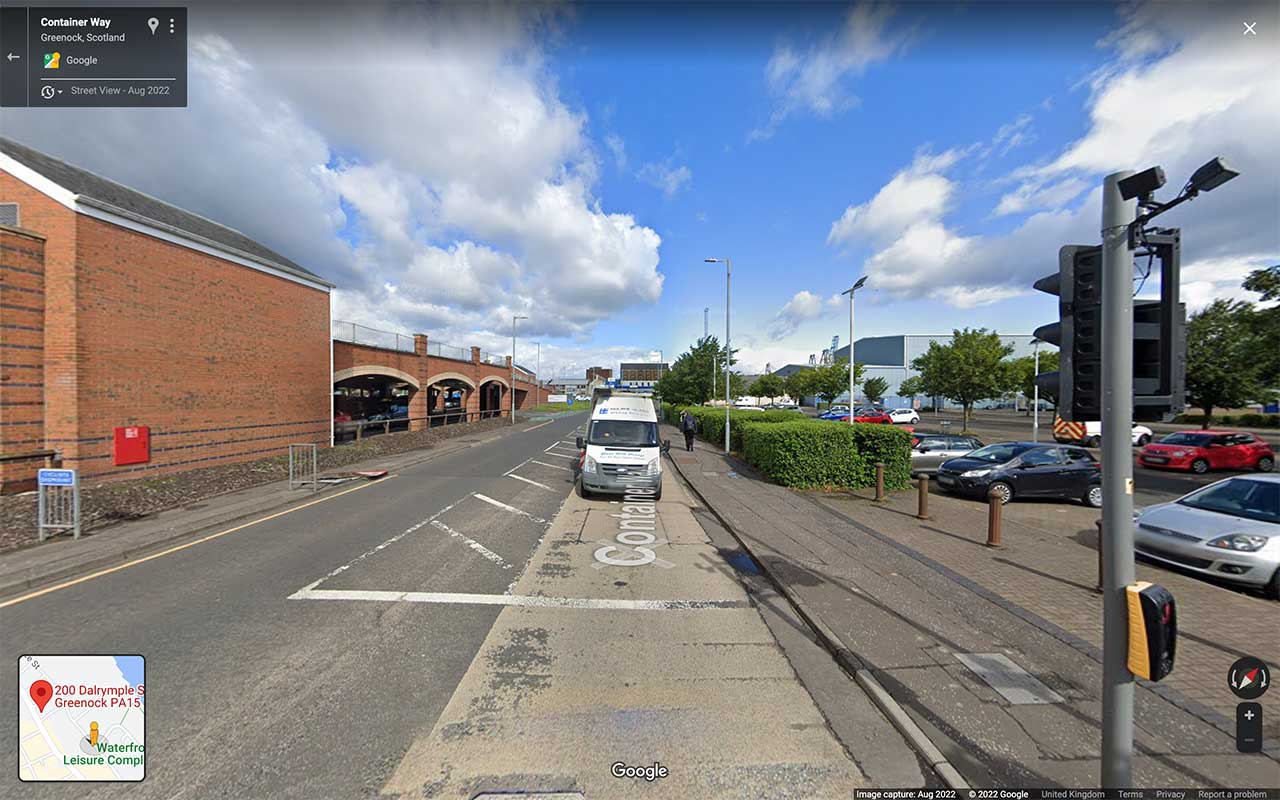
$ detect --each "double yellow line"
[0,476,396,610]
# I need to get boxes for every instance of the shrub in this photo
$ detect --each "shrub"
[666,405,803,449]
[742,421,912,490]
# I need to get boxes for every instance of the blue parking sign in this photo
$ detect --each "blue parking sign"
[37,469,75,487]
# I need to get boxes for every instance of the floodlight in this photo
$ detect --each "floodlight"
[1187,157,1239,193]
[1118,166,1166,201]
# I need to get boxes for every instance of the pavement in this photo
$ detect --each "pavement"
[662,423,1280,789]
[2,409,924,798]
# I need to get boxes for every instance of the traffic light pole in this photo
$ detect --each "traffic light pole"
[1100,171,1137,788]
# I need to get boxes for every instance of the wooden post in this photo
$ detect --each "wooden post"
[916,475,930,520]
[986,494,1003,548]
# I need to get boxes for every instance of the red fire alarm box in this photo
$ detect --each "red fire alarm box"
[113,426,150,466]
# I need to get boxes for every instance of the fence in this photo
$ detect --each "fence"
[480,350,508,366]
[427,340,471,362]
[331,320,416,353]
[289,443,318,490]
[334,408,508,443]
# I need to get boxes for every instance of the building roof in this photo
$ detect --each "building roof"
[0,137,331,286]
[772,364,813,377]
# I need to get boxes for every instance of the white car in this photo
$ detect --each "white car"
[889,408,920,425]
[1056,419,1154,447]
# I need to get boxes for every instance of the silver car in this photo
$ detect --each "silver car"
[1134,474,1280,599]
[911,434,983,475]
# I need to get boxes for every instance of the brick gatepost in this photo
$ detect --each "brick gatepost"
[466,347,483,418]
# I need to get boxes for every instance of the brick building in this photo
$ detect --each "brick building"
[585,366,611,382]
[0,137,334,491]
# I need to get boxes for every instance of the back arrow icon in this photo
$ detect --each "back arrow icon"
[5,53,20,61]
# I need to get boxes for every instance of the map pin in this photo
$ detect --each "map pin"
[147,17,159,35]
[30,680,53,712]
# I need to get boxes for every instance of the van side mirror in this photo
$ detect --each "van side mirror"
[576,436,585,450]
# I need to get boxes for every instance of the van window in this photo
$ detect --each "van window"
[588,419,658,447]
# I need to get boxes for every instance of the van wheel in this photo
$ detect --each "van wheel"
[1266,568,1280,601]
[1086,436,1101,448]
[653,487,662,501]
[579,482,593,499]
[1136,434,1151,446]
[1191,458,1209,474]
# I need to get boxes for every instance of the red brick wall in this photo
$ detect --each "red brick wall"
[68,215,331,480]
[0,226,49,491]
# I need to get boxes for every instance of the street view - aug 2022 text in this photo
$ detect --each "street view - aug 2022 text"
[1,1,1277,797]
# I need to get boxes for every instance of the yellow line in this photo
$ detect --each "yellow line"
[0,476,398,609]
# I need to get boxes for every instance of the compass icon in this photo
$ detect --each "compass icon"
[1228,656,1270,700]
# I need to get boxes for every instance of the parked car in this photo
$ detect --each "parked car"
[935,442,1102,507]
[910,433,983,474]
[889,408,921,425]
[1134,475,1279,599]
[817,406,850,420]
[847,407,892,424]
[1138,431,1274,474]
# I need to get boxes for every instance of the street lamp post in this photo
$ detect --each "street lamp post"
[705,258,731,453]
[511,315,528,425]
[1031,338,1041,442]
[841,277,868,424]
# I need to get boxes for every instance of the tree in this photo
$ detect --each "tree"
[1186,300,1273,428]
[750,373,785,404]
[783,369,814,406]
[1005,350,1059,415]
[810,361,856,408]
[1244,265,1280,389]
[898,375,924,406]
[862,376,889,405]
[654,336,735,406]
[910,328,1014,431]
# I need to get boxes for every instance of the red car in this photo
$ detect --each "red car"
[1137,430,1274,474]
[836,407,893,424]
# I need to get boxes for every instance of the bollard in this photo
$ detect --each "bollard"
[916,475,930,520]
[986,494,1003,548]
[1094,518,1104,593]
[875,462,885,501]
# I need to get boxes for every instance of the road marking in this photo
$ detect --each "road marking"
[545,441,575,453]
[954,653,1065,705]
[0,476,398,609]
[502,457,531,476]
[473,493,547,523]
[508,473,555,491]
[524,420,553,431]
[540,451,578,460]
[430,520,513,569]
[530,459,573,471]
[288,587,750,610]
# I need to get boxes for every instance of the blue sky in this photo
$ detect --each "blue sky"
[3,1,1275,377]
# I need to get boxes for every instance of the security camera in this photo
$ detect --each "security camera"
[1118,166,1166,201]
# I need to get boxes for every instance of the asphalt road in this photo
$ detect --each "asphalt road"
[1,412,588,799]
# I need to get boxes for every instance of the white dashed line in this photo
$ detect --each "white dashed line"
[473,493,547,523]
[429,520,513,569]
[508,473,555,491]
[288,588,750,610]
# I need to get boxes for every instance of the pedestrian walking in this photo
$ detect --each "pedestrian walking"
[680,411,697,451]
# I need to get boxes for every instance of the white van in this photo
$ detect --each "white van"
[577,391,669,500]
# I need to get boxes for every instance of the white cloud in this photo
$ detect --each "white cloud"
[826,1,1279,309]
[605,134,627,170]
[0,3,664,349]
[753,1,910,139]
[766,290,842,340]
[636,158,693,196]
[828,148,962,248]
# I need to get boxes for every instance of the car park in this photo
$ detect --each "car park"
[889,408,920,425]
[1134,475,1279,599]
[935,441,1102,507]
[910,433,983,475]
[1138,431,1274,474]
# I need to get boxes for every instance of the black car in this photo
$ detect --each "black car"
[934,441,1102,507]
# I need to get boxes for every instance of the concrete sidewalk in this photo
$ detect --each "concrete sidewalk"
[0,422,544,601]
[661,424,1279,789]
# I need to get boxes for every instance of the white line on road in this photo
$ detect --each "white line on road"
[473,493,547,523]
[288,588,750,610]
[502,457,531,476]
[429,520,513,569]
[524,420,554,431]
[507,473,555,491]
[530,459,573,471]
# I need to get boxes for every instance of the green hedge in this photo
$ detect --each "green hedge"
[1172,413,1279,428]
[742,421,913,490]
[665,405,804,450]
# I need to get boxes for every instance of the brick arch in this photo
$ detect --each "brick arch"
[478,375,510,389]
[425,371,477,390]
[334,365,420,389]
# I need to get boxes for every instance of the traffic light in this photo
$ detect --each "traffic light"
[1033,245,1103,421]
[1032,233,1185,422]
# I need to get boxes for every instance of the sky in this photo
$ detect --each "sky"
[3,0,1277,378]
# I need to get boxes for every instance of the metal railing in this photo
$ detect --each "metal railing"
[288,443,318,491]
[334,408,508,443]
[428,340,471,361]
[331,320,416,353]
[480,350,508,366]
